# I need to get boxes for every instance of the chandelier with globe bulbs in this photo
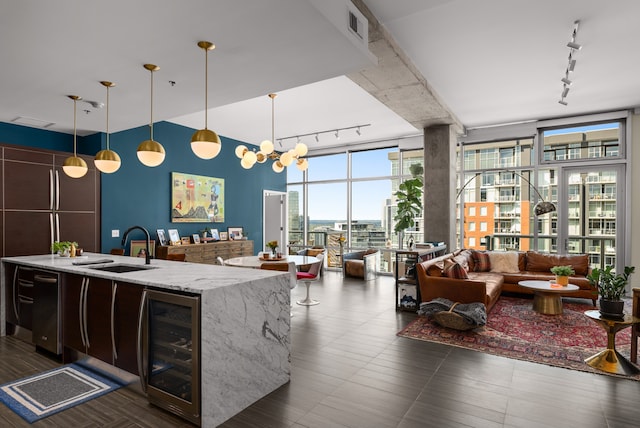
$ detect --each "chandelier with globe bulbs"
[235,93,308,173]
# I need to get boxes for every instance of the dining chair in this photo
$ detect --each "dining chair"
[631,287,640,363]
[296,253,324,306]
[260,261,297,290]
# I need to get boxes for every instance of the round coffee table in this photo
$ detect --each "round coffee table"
[518,280,579,315]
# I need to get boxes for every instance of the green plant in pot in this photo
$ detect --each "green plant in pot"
[51,241,78,257]
[587,265,635,318]
[550,265,575,286]
[394,163,423,247]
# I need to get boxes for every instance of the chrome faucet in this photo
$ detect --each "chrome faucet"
[121,225,151,265]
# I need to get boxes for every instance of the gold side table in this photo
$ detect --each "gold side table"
[584,310,640,375]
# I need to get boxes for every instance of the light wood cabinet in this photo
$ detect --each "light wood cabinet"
[156,240,254,264]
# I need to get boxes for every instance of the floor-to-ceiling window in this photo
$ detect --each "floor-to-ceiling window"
[287,144,424,272]
[457,113,628,271]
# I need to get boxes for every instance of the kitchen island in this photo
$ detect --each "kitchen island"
[1,253,291,427]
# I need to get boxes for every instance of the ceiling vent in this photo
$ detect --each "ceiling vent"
[11,116,55,129]
[348,10,364,40]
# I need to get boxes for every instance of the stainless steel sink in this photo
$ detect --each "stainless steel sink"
[89,264,156,273]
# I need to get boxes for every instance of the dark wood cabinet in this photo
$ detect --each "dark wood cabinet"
[62,274,88,353]
[3,263,35,333]
[62,274,143,374]
[0,144,100,257]
[113,281,144,374]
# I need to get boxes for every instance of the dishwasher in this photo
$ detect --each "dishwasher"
[33,270,61,355]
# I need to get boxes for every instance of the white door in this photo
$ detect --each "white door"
[263,191,287,253]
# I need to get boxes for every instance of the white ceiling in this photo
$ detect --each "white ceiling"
[2,0,639,155]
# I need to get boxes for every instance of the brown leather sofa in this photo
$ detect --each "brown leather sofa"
[416,249,595,313]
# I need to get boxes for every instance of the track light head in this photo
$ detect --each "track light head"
[558,99,568,106]
[562,86,570,98]
[315,133,319,142]
[356,126,361,136]
[334,130,340,139]
[568,59,577,72]
[561,76,572,85]
[567,41,582,50]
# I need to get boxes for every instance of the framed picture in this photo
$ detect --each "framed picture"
[181,237,191,245]
[219,231,228,241]
[168,229,180,245]
[156,229,167,246]
[227,227,243,240]
[171,172,224,223]
[210,228,220,241]
[130,240,155,258]
[192,234,200,244]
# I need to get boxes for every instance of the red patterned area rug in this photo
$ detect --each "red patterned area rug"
[398,296,639,380]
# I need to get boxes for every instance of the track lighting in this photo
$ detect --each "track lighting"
[356,126,361,136]
[334,130,340,139]
[558,20,581,106]
[315,133,319,142]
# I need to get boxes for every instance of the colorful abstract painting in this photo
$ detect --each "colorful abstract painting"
[171,172,224,223]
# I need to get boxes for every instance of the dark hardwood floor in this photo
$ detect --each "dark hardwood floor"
[1,270,639,427]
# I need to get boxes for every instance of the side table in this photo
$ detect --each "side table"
[584,310,640,375]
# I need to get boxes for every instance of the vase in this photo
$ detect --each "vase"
[599,298,624,318]
[555,275,569,286]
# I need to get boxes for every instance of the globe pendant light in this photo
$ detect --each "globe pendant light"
[63,95,88,178]
[191,41,222,159]
[94,81,121,173]
[137,64,165,167]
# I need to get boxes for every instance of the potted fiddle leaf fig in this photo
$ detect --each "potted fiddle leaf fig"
[394,163,423,246]
[550,265,575,286]
[587,265,635,318]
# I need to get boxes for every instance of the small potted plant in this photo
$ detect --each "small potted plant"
[51,241,78,257]
[550,265,575,286]
[587,265,635,318]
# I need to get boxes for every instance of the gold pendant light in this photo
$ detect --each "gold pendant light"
[137,64,165,167]
[63,95,88,178]
[94,81,121,173]
[191,41,222,159]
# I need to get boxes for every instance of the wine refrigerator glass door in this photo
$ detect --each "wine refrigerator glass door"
[142,289,200,426]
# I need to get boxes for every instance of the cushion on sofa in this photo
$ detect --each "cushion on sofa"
[426,263,443,277]
[444,259,469,279]
[453,250,474,272]
[472,250,491,272]
[525,251,589,275]
[488,252,520,273]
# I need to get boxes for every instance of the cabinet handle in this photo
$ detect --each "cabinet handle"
[55,170,60,210]
[12,267,20,323]
[79,277,87,348]
[49,169,54,210]
[49,213,54,252]
[111,283,118,361]
[137,289,148,393]
[55,214,60,245]
[83,277,90,348]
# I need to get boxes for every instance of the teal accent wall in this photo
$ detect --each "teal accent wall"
[0,121,74,152]
[101,121,285,254]
[0,121,286,255]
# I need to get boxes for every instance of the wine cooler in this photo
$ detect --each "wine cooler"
[138,288,201,426]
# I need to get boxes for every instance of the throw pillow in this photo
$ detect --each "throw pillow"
[488,251,520,273]
[443,259,469,279]
[472,250,491,272]
[426,263,443,277]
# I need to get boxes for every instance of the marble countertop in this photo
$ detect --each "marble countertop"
[1,253,285,294]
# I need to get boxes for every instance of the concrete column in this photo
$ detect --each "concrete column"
[423,125,456,249]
